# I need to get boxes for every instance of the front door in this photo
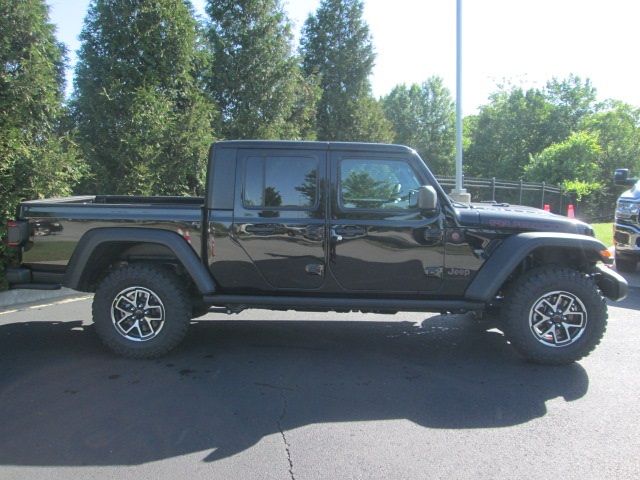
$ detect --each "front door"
[233,148,327,290]
[328,151,444,293]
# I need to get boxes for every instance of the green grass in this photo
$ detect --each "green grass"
[591,222,613,247]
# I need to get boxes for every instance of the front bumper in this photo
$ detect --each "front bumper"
[614,221,640,257]
[594,264,628,301]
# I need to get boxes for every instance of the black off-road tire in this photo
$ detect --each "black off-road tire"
[92,264,192,358]
[614,255,637,273]
[501,266,607,365]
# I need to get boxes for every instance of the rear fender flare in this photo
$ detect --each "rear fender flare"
[63,227,216,294]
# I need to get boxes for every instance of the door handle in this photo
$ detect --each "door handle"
[244,224,277,235]
[334,225,366,237]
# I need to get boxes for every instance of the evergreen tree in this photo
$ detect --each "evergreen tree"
[0,0,84,286]
[205,0,318,140]
[300,0,392,142]
[73,0,215,195]
[383,77,455,175]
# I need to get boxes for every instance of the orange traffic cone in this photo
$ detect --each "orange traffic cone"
[543,204,550,212]
[567,204,575,218]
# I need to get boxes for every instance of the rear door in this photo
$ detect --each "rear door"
[232,148,327,290]
[328,150,444,293]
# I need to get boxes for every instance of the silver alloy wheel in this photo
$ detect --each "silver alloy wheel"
[529,290,588,347]
[110,286,165,342]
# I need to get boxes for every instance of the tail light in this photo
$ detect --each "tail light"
[6,220,29,247]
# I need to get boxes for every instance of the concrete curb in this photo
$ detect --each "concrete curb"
[0,287,85,309]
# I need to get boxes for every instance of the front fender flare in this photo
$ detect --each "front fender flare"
[465,232,607,302]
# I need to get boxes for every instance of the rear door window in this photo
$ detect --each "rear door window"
[243,156,318,209]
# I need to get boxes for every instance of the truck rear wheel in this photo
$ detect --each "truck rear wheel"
[501,267,607,365]
[92,264,191,358]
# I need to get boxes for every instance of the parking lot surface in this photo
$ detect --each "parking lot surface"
[1,292,639,479]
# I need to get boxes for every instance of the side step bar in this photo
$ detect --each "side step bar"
[202,294,485,313]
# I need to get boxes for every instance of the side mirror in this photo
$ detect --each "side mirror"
[614,168,637,187]
[417,185,438,211]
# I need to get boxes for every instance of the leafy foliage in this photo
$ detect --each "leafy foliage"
[73,0,215,195]
[464,86,556,179]
[300,0,392,142]
[464,75,600,180]
[562,180,603,201]
[383,77,455,175]
[0,0,85,287]
[525,131,602,185]
[582,101,640,176]
[205,0,318,140]
[544,75,598,139]
[462,75,639,219]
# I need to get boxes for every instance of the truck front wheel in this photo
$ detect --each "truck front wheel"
[501,267,607,365]
[92,264,192,358]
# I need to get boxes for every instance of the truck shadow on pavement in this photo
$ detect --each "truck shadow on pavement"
[0,314,588,466]
[607,285,640,311]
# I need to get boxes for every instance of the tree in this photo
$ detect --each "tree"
[73,0,215,195]
[525,131,606,218]
[464,85,555,179]
[383,77,455,175]
[0,0,84,287]
[525,131,602,185]
[582,101,640,176]
[205,0,318,140]
[300,0,392,142]
[544,74,598,139]
[464,75,600,181]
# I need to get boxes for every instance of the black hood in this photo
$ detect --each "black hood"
[455,203,593,235]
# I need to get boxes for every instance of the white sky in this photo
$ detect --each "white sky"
[48,0,640,115]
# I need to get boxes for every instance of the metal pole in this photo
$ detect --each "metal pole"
[455,0,463,192]
[450,0,470,204]
[519,179,523,204]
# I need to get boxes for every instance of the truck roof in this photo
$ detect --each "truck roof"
[214,140,414,154]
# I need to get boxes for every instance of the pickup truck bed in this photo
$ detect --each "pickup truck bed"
[16,195,205,281]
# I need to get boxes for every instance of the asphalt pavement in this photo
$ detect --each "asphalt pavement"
[0,290,639,479]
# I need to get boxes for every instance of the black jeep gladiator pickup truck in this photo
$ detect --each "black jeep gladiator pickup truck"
[5,141,627,364]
